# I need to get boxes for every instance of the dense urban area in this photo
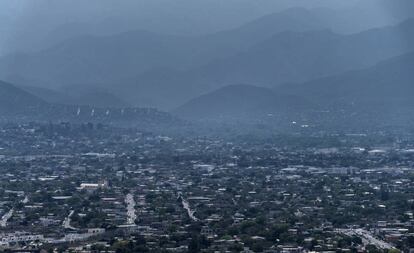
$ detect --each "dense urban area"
[0,122,413,253]
[1,0,414,252]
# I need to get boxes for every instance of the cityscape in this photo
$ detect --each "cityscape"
[0,123,414,252]
[1,0,414,252]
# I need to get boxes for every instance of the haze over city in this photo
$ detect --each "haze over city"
[1,1,414,252]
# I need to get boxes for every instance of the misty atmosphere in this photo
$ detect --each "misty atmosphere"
[1,1,414,252]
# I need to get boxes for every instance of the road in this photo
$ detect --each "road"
[0,208,14,227]
[62,210,76,230]
[337,228,395,250]
[125,193,137,224]
[181,197,199,221]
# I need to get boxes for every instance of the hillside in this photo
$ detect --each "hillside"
[0,8,330,89]
[0,80,179,129]
[1,10,414,113]
[120,19,414,109]
[280,51,414,108]
[174,52,414,127]
[0,81,47,114]
[174,84,310,120]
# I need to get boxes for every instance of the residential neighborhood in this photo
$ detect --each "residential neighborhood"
[1,123,414,252]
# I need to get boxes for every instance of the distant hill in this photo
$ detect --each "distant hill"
[0,81,46,114]
[1,11,414,112]
[0,30,191,87]
[280,51,414,110]
[20,85,74,104]
[0,8,331,89]
[275,51,414,128]
[21,85,130,108]
[198,19,414,86]
[174,52,414,127]
[70,90,130,108]
[0,80,179,129]
[120,19,414,109]
[174,84,310,120]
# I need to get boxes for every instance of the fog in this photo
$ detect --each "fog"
[0,0,397,55]
[2,2,414,251]
[0,0,414,122]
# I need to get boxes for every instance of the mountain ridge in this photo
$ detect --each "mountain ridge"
[118,18,414,109]
[174,51,414,127]
[173,84,311,120]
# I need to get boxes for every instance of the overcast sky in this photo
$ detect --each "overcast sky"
[0,0,360,32]
[0,0,412,56]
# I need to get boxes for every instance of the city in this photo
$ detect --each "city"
[1,0,414,252]
[0,123,414,252]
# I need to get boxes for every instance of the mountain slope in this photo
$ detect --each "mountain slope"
[0,31,191,87]
[2,12,414,111]
[71,90,130,108]
[0,81,47,114]
[280,51,414,108]
[175,52,414,127]
[271,51,414,128]
[21,85,130,108]
[0,7,329,88]
[174,84,310,120]
[121,19,414,110]
[0,80,179,129]
[20,85,75,104]
[191,18,414,87]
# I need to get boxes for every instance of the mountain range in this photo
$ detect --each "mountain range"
[118,19,414,109]
[174,51,414,127]
[0,80,46,114]
[174,84,311,120]
[0,81,177,129]
[2,50,414,129]
[1,9,414,110]
[1,6,414,130]
[0,8,332,88]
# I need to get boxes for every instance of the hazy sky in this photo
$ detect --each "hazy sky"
[0,0,412,56]
[0,0,361,33]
